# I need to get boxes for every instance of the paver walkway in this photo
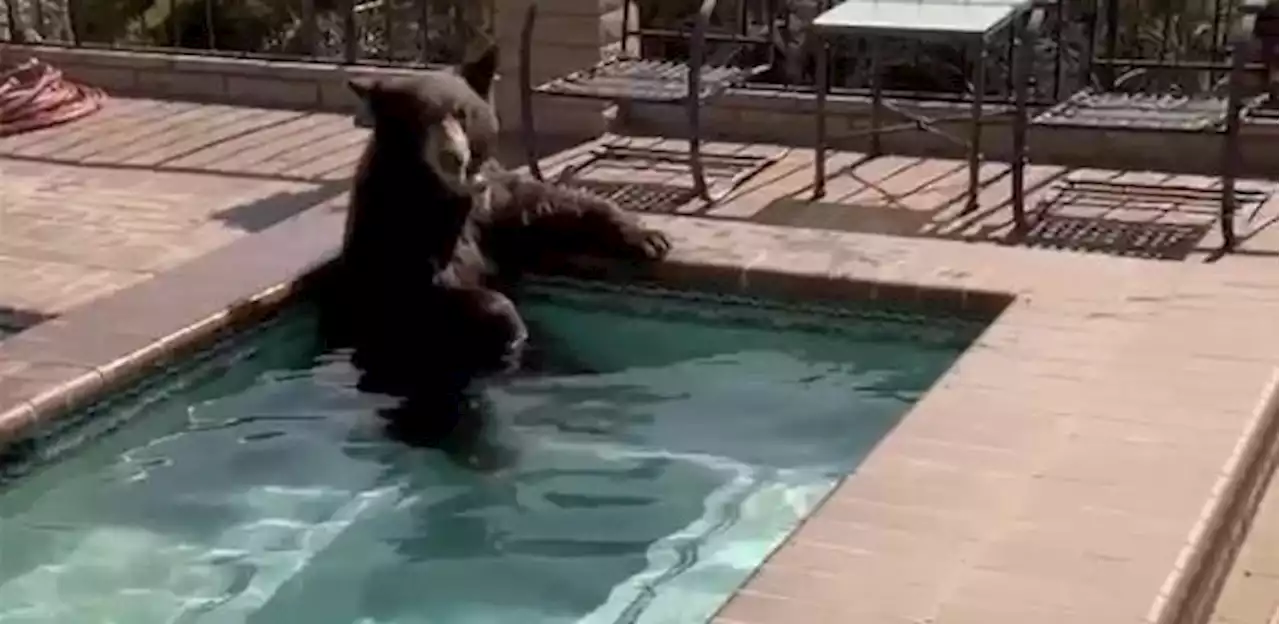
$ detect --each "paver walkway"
[0,98,364,333]
[0,97,585,334]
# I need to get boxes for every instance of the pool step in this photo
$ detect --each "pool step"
[0,485,398,622]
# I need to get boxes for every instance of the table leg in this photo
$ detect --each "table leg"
[870,37,883,157]
[964,40,987,215]
[814,36,829,200]
[1011,14,1030,233]
[1219,23,1249,252]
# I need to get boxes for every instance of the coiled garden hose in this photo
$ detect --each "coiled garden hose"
[0,58,107,138]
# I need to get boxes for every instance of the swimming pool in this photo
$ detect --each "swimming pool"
[0,279,988,624]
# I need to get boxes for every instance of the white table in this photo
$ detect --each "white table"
[809,0,1050,214]
[813,0,1022,38]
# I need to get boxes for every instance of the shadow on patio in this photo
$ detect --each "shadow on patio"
[537,136,1279,263]
[0,96,589,235]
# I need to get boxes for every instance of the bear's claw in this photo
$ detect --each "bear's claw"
[630,228,672,260]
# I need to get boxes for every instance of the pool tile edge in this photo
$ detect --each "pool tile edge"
[0,206,342,452]
[1149,375,1280,624]
[542,254,1014,320]
[0,403,36,449]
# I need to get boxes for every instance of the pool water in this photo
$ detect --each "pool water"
[0,280,986,624]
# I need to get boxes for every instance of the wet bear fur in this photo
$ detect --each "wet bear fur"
[320,44,671,454]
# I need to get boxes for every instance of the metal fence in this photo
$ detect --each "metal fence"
[0,0,1266,101]
[639,0,1267,104]
[0,0,493,66]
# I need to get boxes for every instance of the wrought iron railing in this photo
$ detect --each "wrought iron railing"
[1,0,1269,104]
[0,0,493,67]
[637,0,1269,104]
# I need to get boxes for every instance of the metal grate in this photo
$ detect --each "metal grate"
[1019,213,1211,259]
[1032,91,1230,131]
[1011,177,1270,260]
[560,180,699,213]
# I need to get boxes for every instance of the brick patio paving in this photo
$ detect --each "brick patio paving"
[0,98,360,328]
[0,96,1276,623]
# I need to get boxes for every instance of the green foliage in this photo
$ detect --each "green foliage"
[0,0,490,61]
[140,0,292,50]
[77,0,154,43]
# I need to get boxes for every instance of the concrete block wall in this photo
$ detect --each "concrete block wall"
[622,91,1280,179]
[0,45,429,115]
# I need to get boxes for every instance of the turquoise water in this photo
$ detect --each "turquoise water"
[0,281,985,624]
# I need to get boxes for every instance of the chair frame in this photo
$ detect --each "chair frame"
[1018,0,1274,256]
[518,0,784,204]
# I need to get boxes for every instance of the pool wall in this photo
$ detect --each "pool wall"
[0,205,1011,454]
[0,200,1275,624]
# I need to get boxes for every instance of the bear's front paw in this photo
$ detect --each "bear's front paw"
[626,228,673,261]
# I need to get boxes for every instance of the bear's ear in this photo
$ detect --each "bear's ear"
[347,76,381,102]
[458,41,499,99]
[347,77,381,128]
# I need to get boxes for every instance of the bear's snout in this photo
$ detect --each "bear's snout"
[424,115,475,196]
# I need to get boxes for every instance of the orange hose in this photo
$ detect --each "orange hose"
[0,58,107,138]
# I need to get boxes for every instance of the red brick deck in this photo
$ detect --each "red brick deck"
[0,96,1276,624]
[0,98,361,322]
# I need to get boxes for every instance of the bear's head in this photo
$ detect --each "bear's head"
[347,44,499,197]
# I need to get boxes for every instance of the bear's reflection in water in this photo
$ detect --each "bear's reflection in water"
[323,305,591,473]
[311,316,489,469]
[310,271,512,471]
[373,388,513,473]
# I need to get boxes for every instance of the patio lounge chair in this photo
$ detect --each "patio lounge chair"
[518,0,786,205]
[1021,0,1276,255]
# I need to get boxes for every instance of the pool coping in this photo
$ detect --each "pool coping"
[0,198,1276,624]
[1160,378,1278,624]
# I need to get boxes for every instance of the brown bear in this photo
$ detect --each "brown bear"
[322,43,671,450]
